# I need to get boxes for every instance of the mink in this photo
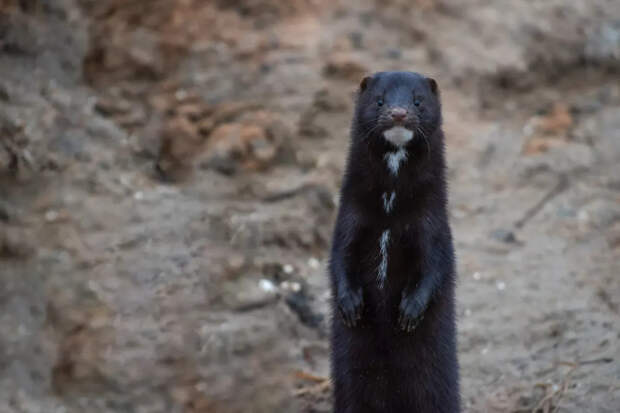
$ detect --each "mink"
[328,71,459,412]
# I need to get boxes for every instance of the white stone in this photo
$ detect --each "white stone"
[45,210,59,222]
[307,257,320,269]
[259,279,277,292]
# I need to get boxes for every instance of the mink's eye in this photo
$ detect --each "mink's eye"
[413,98,421,107]
[377,98,384,107]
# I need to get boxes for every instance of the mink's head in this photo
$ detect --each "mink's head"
[353,71,441,148]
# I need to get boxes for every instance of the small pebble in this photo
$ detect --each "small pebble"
[496,281,506,291]
[133,191,144,200]
[175,89,188,101]
[283,264,294,274]
[281,281,302,292]
[259,279,276,293]
[227,254,246,271]
[316,153,330,168]
[349,31,363,49]
[45,210,59,222]
[17,324,28,338]
[464,309,472,317]
[387,48,402,59]
[308,257,320,269]
[490,228,517,244]
[472,272,481,280]
[194,382,208,392]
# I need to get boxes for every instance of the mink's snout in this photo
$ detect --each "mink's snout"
[378,106,418,131]
[389,107,407,123]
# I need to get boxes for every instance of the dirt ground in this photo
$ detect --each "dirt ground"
[1,0,619,412]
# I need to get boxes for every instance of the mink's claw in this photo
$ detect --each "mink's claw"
[337,287,363,327]
[398,294,426,332]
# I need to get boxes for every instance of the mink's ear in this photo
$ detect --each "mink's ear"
[427,77,439,96]
[359,76,372,92]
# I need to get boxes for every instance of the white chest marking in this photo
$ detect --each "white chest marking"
[384,148,408,176]
[383,126,413,147]
[377,229,390,289]
[382,191,396,213]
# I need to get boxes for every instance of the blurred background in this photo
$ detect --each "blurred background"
[1,0,619,412]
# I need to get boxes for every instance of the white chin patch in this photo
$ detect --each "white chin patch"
[383,126,413,147]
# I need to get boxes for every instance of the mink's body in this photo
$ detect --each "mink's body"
[328,71,459,412]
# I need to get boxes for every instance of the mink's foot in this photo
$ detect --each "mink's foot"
[337,286,363,327]
[398,293,427,332]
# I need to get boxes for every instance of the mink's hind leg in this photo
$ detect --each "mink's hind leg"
[331,320,388,413]
[390,293,460,412]
[333,370,388,413]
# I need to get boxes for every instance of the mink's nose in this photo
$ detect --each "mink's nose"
[390,107,407,123]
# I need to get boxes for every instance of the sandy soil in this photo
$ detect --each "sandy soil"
[1,0,619,412]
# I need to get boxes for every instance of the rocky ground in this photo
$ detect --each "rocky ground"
[1,0,619,412]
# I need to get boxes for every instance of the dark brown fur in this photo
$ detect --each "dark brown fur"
[329,71,459,412]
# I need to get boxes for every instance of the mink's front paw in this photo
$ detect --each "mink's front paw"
[337,287,363,327]
[398,294,427,332]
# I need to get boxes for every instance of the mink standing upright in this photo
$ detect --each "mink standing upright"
[328,71,459,412]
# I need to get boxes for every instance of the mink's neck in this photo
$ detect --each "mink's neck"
[341,128,447,213]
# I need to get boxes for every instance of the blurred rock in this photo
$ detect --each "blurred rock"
[298,107,327,138]
[489,228,519,244]
[207,123,247,159]
[214,0,323,22]
[585,21,620,63]
[155,116,203,181]
[313,88,348,112]
[94,96,133,116]
[0,201,11,221]
[250,136,277,165]
[222,277,279,311]
[203,110,292,172]
[299,88,347,138]
[574,107,620,165]
[200,153,238,176]
[0,113,30,176]
[0,226,35,258]
[522,103,574,155]
[522,136,565,156]
[323,53,368,81]
[520,142,595,175]
[285,290,324,329]
[533,103,574,136]
[579,199,620,229]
